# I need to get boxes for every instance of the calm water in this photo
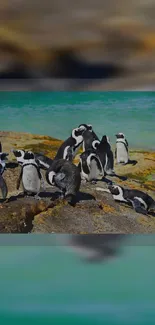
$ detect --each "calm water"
[0,91,154,149]
[0,235,155,324]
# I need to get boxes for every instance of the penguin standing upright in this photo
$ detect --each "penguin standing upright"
[78,124,100,152]
[78,149,103,184]
[46,159,81,205]
[53,125,86,162]
[0,152,9,200]
[115,133,129,164]
[16,151,42,199]
[94,135,115,176]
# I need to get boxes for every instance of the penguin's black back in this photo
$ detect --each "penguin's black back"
[83,130,99,151]
[54,138,76,160]
[124,189,154,208]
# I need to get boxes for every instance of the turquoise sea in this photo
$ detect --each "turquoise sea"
[0,235,155,324]
[0,91,154,150]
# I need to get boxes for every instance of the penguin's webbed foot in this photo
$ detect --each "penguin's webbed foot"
[60,192,65,199]
[81,179,87,184]
[34,194,41,201]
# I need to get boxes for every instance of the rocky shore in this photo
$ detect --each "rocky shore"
[0,131,155,233]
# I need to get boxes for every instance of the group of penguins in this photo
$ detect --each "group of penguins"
[0,123,155,216]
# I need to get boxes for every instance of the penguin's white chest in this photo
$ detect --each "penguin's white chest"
[88,159,101,181]
[22,165,40,193]
[116,143,128,163]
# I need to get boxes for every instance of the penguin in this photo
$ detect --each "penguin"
[0,152,9,175]
[115,133,129,164]
[53,125,86,162]
[94,135,115,176]
[78,123,99,152]
[78,149,103,184]
[0,152,9,200]
[16,151,43,199]
[107,184,155,215]
[58,234,125,263]
[46,158,81,206]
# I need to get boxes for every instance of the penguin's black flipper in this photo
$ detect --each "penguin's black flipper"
[125,139,129,149]
[129,198,148,215]
[17,168,23,190]
[115,149,117,159]
[0,174,8,200]
[0,142,2,153]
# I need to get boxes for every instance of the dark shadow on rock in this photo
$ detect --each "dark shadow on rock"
[6,190,62,203]
[148,211,155,217]
[76,191,96,202]
[39,191,60,200]
[6,162,19,169]
[5,192,26,203]
[128,160,138,166]
[101,177,113,185]
[109,174,128,181]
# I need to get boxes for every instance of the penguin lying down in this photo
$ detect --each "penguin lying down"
[96,184,155,216]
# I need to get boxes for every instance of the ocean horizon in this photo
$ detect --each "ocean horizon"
[0,91,154,150]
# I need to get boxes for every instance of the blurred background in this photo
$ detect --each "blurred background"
[0,234,155,324]
[0,1,155,90]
